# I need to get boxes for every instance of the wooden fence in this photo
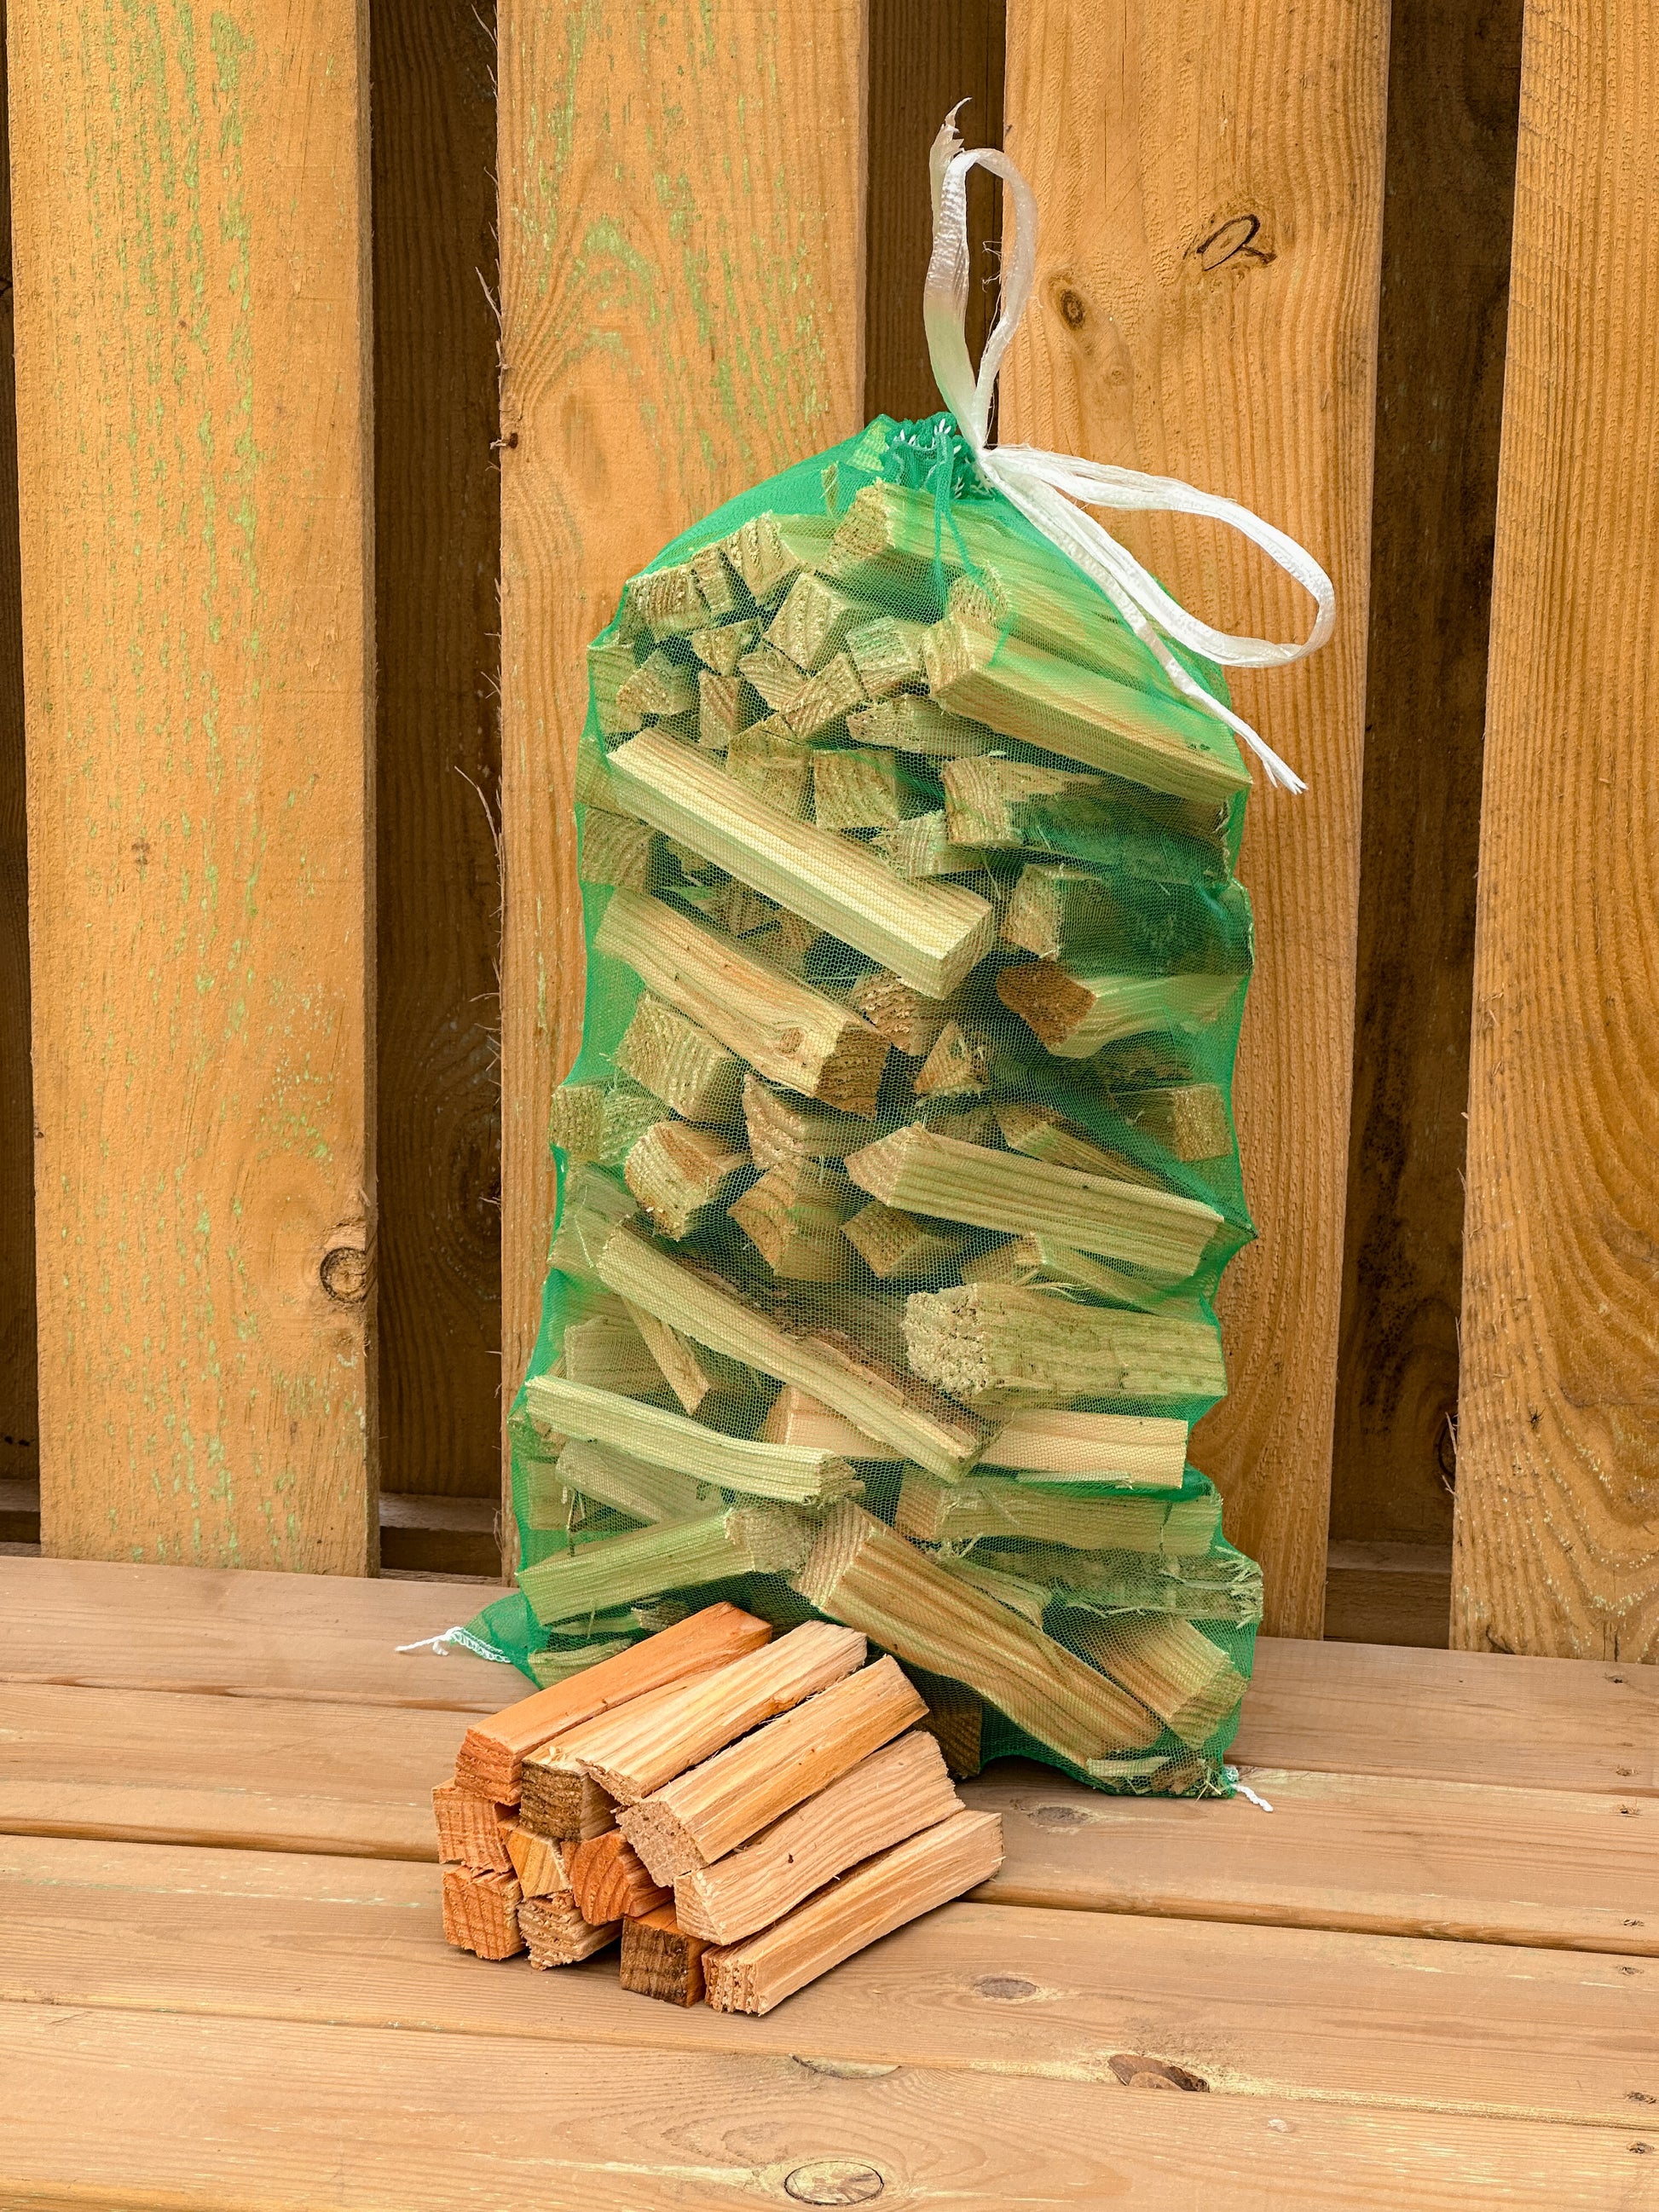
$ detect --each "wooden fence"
[0,0,1653,1658]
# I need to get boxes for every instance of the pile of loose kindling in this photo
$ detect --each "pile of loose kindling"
[436,1601,1003,2014]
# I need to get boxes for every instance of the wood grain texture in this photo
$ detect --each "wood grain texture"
[5,1836,1656,2121]
[1454,2,1659,1660]
[0,1556,512,1707]
[9,0,377,1568]
[0,40,34,1504]
[1332,0,1523,1551]
[864,0,1004,423]
[496,0,869,1566]
[1324,1541,1452,1649]
[1000,0,1390,1636]
[372,0,504,1502]
[1,2003,1650,2211]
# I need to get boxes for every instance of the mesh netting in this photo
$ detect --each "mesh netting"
[468,412,1263,1795]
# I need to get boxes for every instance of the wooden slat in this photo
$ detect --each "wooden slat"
[372,0,504,1503]
[9,0,377,1568]
[1453,4,1659,1659]
[3,1836,1653,2122]
[1000,0,1390,1636]
[1330,0,1524,1559]
[970,1762,1659,1957]
[496,0,868,1565]
[0,1558,512,1707]
[1240,1638,1659,1796]
[1323,1542,1452,1651]
[0,2003,1647,2211]
[0,38,34,1511]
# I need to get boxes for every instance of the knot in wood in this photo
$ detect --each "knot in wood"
[321,1245,370,1303]
[783,2160,885,2205]
[1108,2053,1209,2092]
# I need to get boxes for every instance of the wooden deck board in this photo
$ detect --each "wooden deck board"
[3,1835,1654,2124]
[1,2001,1651,2212]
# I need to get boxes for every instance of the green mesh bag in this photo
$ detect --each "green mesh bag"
[466,407,1269,1797]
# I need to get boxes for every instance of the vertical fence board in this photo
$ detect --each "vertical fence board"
[1454,3,1659,1660]
[496,0,869,1557]
[1331,0,1523,1560]
[9,0,377,1569]
[0,26,34,1497]
[1001,0,1389,1636]
[372,0,503,1503]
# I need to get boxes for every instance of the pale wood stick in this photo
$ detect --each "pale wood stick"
[846,969,955,1057]
[911,1020,991,1098]
[562,1304,673,1400]
[870,810,991,881]
[847,694,993,756]
[506,1828,578,1898]
[622,1120,751,1240]
[766,569,874,673]
[697,667,756,752]
[994,1100,1167,1193]
[689,615,760,677]
[548,1082,667,1170]
[619,1654,926,1881]
[579,811,662,890]
[741,1074,881,1172]
[1117,1083,1234,1162]
[783,648,866,738]
[518,1754,619,1843]
[978,1408,1188,1483]
[589,639,644,737]
[1063,1610,1246,1748]
[518,1893,620,1968]
[811,745,925,829]
[962,1235,1205,1317]
[615,994,746,1123]
[431,1783,516,1873]
[673,1730,960,1946]
[441,1866,524,1961]
[893,1469,1223,1555]
[517,1504,816,1626]
[903,1281,1227,1411]
[623,1304,767,1426]
[702,1807,1004,2014]
[841,1201,968,1285]
[728,1158,860,1282]
[552,1436,714,1525]
[617,647,697,720]
[997,960,1241,1058]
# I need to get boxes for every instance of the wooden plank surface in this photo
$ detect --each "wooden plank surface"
[1,2003,1651,2212]
[1331,0,1523,1556]
[1453,3,1659,1659]
[9,0,378,1569]
[1000,0,1390,1637]
[0,34,34,1510]
[1323,1542,1452,1650]
[496,0,868,1562]
[0,1558,512,1707]
[4,1835,1654,2122]
[372,0,504,1506]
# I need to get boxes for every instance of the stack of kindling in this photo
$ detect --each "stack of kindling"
[437,1604,1003,2013]
[508,414,1266,1800]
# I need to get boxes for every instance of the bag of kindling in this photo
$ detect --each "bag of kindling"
[465,119,1333,1797]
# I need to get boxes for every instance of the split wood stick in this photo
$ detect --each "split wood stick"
[595,889,889,1115]
[933,1551,1049,1626]
[596,1222,990,1476]
[573,1620,867,1805]
[792,1504,1160,1764]
[615,995,746,1124]
[440,1867,524,1961]
[758,1385,894,1460]
[673,1730,960,1947]
[622,1121,751,1241]
[589,640,644,737]
[995,1101,1165,1192]
[546,1179,641,1289]
[741,1075,881,1172]
[631,561,714,641]
[903,1282,1227,1411]
[811,745,925,830]
[525,1642,635,1689]
[506,1827,578,1898]
[517,1504,815,1626]
[979,1409,1189,1484]
[520,1374,860,1509]
[841,1201,968,1285]
[845,1124,1220,1281]
[725,718,812,819]
[518,1893,621,1969]
[519,1752,619,1843]
[690,615,760,677]
[688,543,746,621]
[941,755,1119,852]
[724,511,836,604]
[575,727,629,813]
[766,569,873,673]
[568,1828,672,1920]
[893,1470,1223,1556]
[616,647,697,721]
[1000,860,1241,975]
[552,1437,713,1526]
[783,648,866,739]
[844,613,928,697]
[845,970,955,1057]
[1013,1543,1262,1626]
[912,1021,991,1098]
[454,1602,771,1801]
[1118,1083,1234,1163]
[737,636,809,714]
[702,1808,1004,2015]
[1062,1611,1246,1749]
[870,810,990,881]
[606,731,996,998]
[962,1235,1205,1316]
[997,961,1241,1058]
[431,1783,517,1874]
[562,1306,673,1401]
[619,1654,926,1882]
[697,668,756,753]
[708,883,783,938]
[620,1903,712,2006]
[728,1158,860,1283]
[915,1678,984,1779]
[548,1083,667,1170]
[923,611,1247,806]
[847,694,992,757]
[624,1306,766,1427]
[579,811,662,891]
